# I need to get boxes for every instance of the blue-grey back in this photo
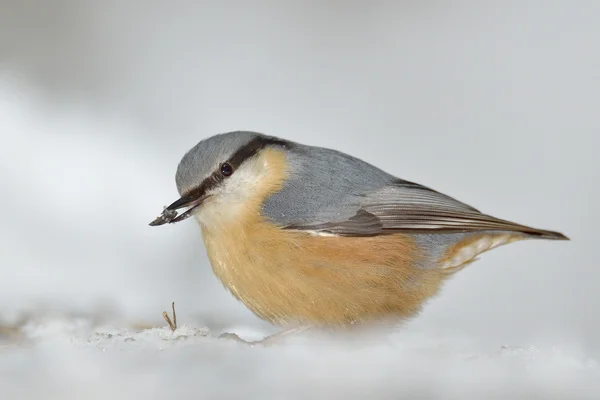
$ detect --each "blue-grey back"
[262,142,396,226]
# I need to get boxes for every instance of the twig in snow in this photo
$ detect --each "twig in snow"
[162,302,177,332]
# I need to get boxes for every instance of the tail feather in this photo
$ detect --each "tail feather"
[522,228,569,241]
[473,214,570,241]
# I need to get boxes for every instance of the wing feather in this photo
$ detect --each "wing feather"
[285,180,567,240]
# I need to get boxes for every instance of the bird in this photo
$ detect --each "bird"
[150,131,568,345]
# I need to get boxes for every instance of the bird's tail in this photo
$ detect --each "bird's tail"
[520,227,569,241]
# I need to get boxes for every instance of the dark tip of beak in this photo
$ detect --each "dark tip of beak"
[148,194,209,227]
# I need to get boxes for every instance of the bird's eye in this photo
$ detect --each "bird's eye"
[220,162,233,176]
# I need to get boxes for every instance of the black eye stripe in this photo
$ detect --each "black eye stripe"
[181,135,292,199]
[226,136,291,169]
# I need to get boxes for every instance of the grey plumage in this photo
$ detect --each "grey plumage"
[175,131,568,241]
[262,135,566,240]
[263,143,480,233]
[175,131,258,195]
[262,140,396,227]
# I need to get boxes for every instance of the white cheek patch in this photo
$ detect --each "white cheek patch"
[194,157,270,228]
[219,158,266,202]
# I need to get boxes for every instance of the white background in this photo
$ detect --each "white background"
[0,1,598,398]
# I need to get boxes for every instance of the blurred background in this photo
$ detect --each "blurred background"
[0,1,599,397]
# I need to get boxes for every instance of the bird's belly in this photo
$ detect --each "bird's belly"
[201,222,447,327]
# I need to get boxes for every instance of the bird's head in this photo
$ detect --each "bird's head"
[150,131,292,228]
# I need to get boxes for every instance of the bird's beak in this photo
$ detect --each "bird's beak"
[149,193,210,226]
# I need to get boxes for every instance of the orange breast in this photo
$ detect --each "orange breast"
[202,221,450,326]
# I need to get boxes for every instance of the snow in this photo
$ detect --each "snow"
[2,317,599,399]
[1,2,600,398]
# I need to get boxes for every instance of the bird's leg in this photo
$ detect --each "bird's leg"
[219,325,312,347]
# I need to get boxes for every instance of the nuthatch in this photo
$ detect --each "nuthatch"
[150,131,568,345]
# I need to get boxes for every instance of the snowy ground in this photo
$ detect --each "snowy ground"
[2,315,599,399]
[1,2,599,399]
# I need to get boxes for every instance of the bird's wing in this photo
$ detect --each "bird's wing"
[284,180,567,240]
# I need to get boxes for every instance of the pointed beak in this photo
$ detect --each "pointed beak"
[149,193,210,226]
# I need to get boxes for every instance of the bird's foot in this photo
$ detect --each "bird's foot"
[218,332,264,347]
[218,325,312,347]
